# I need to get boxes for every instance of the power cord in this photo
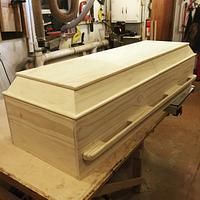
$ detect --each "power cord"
[0,58,11,85]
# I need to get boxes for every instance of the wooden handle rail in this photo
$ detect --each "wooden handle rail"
[82,75,196,161]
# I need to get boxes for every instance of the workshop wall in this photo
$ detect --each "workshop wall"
[67,1,106,45]
[172,0,190,42]
[0,38,28,98]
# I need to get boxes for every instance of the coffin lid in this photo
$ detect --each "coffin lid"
[3,41,195,119]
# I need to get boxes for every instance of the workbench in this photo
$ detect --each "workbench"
[0,40,196,199]
[0,98,167,200]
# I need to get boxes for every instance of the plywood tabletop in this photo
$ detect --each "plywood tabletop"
[17,41,188,90]
[0,99,166,200]
[0,100,10,140]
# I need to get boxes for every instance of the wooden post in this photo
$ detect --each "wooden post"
[95,177,144,197]
[153,20,157,40]
[150,20,154,40]
[95,142,144,197]
[0,186,20,200]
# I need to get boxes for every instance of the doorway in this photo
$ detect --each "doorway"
[151,0,176,41]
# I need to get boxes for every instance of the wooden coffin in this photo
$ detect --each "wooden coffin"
[3,41,196,179]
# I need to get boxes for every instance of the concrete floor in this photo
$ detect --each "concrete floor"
[1,83,199,200]
[134,81,200,200]
[110,82,200,200]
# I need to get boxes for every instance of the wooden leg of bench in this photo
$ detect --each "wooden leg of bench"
[95,142,144,198]
[0,172,46,200]
[95,177,144,197]
[0,186,21,200]
[132,142,143,193]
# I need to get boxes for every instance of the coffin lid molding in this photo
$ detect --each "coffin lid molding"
[3,41,196,119]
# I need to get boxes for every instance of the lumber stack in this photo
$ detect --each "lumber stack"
[3,41,196,179]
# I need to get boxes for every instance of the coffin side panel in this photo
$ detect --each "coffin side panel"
[77,109,167,178]
[4,97,79,178]
[76,58,195,177]
[75,46,195,116]
[4,77,76,118]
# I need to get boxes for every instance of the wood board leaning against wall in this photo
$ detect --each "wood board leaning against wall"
[3,41,196,179]
[0,38,28,99]
[151,0,175,41]
[0,0,23,33]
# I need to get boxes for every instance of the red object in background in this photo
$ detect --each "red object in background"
[47,27,54,32]
[195,54,200,81]
[79,1,87,14]
[146,19,151,37]
[79,0,91,21]
[47,31,61,37]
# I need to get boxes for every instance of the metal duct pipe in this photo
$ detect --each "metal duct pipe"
[61,0,95,30]
[42,40,109,65]
[31,0,45,41]
[48,0,79,23]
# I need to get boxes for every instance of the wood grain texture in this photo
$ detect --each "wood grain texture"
[3,41,196,179]
[5,77,76,118]
[151,0,175,41]
[0,0,22,32]
[82,75,196,162]
[0,100,168,200]
[4,42,196,119]
[74,50,195,117]
[4,96,79,178]
[77,77,195,177]
[17,41,188,90]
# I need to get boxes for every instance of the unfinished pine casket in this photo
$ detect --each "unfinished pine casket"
[3,41,196,179]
